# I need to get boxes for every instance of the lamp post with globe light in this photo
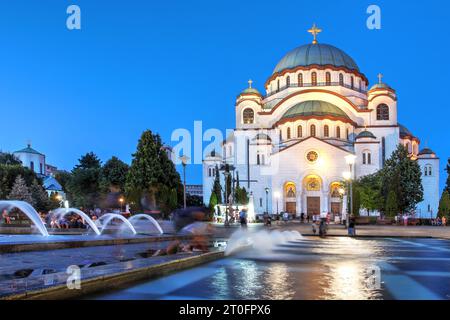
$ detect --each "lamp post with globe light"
[274,191,281,216]
[179,155,190,209]
[343,154,356,227]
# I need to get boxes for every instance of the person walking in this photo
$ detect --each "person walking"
[348,215,356,237]
[2,209,11,224]
[239,209,247,228]
[442,216,447,227]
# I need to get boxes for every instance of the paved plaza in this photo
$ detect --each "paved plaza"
[90,236,450,300]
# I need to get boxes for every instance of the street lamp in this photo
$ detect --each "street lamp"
[274,191,281,215]
[265,187,270,214]
[223,171,231,226]
[179,155,190,209]
[343,154,356,228]
[56,194,63,208]
[119,197,124,212]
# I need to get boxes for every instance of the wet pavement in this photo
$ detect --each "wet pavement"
[90,237,450,300]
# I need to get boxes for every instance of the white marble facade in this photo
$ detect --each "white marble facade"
[203,30,439,220]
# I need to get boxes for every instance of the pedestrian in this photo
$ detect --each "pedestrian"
[300,212,305,223]
[239,209,247,228]
[283,211,289,223]
[348,215,356,236]
[403,214,408,227]
[312,222,317,235]
[2,209,11,224]
[442,216,447,227]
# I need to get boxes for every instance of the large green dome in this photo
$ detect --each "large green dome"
[273,43,359,74]
[281,100,349,120]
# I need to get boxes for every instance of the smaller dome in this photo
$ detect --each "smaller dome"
[281,100,350,121]
[242,87,261,95]
[252,133,272,141]
[240,80,261,96]
[418,148,435,156]
[356,130,376,140]
[369,83,392,91]
[399,124,416,139]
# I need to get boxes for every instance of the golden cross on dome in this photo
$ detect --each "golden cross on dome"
[248,79,253,88]
[378,73,383,84]
[307,23,322,44]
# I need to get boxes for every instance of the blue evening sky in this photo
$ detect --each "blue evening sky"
[0,0,448,190]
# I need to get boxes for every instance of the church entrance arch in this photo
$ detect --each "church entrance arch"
[303,175,322,218]
[284,182,297,214]
[330,182,344,223]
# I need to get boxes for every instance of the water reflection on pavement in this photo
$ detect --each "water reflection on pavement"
[91,237,450,300]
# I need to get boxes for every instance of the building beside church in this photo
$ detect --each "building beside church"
[202,25,439,221]
[13,143,65,198]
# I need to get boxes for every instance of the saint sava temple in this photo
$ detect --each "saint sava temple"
[202,25,439,222]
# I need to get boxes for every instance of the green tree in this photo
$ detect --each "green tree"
[381,144,423,214]
[0,164,37,199]
[125,130,182,214]
[438,190,450,218]
[0,152,21,165]
[30,179,50,212]
[67,152,102,208]
[385,190,399,217]
[54,171,72,193]
[8,175,33,204]
[445,158,450,194]
[357,174,383,216]
[352,184,361,216]
[209,192,218,212]
[211,165,222,204]
[101,156,129,193]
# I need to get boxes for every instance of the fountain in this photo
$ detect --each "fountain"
[99,213,137,235]
[128,214,164,234]
[0,200,49,236]
[224,229,303,256]
[51,208,101,235]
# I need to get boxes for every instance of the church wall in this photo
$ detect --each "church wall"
[417,158,440,218]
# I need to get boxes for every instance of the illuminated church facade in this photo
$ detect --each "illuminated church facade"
[203,25,439,220]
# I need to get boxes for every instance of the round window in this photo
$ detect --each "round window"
[306,151,319,163]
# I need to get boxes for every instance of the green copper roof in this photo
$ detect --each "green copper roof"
[281,100,349,120]
[241,87,261,95]
[14,144,44,156]
[356,130,376,139]
[369,83,392,91]
[419,148,435,155]
[273,43,359,74]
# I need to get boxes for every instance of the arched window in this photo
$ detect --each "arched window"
[243,108,254,124]
[406,142,412,154]
[376,104,389,120]
[297,125,303,138]
[363,151,372,165]
[324,125,329,137]
[298,73,303,87]
[336,126,341,139]
[311,72,317,86]
[208,167,212,177]
[286,76,290,87]
[424,164,432,176]
[325,72,331,86]
[287,127,291,139]
[346,128,350,140]
[310,124,316,137]
[339,73,344,86]
[350,76,354,89]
